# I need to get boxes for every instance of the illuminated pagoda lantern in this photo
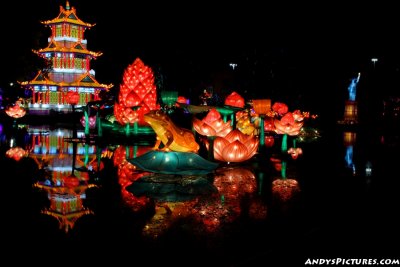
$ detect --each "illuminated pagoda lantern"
[21,1,112,115]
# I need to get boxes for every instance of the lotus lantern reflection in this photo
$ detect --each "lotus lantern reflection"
[213,129,259,162]
[193,108,232,137]
[272,178,300,201]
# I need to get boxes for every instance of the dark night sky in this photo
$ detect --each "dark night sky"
[2,0,400,116]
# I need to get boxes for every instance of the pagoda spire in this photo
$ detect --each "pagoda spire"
[66,1,70,10]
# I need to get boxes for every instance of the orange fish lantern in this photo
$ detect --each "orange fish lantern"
[193,108,232,137]
[213,129,259,162]
[224,91,245,108]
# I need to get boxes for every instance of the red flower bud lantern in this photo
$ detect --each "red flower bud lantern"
[224,91,245,108]
[116,58,159,126]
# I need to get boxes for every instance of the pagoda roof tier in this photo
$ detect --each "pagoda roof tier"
[41,209,93,233]
[21,71,113,90]
[42,1,94,28]
[34,41,102,57]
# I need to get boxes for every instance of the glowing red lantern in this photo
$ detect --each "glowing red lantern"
[66,91,80,105]
[6,147,27,161]
[264,135,275,147]
[224,91,245,108]
[63,174,80,188]
[177,96,189,104]
[5,103,26,118]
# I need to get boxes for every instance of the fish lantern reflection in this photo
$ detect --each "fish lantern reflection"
[213,129,259,162]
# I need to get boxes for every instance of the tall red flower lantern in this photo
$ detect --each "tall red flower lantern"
[115,58,159,127]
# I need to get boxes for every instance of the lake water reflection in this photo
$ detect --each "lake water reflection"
[1,118,399,266]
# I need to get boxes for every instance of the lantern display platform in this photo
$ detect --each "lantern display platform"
[128,150,219,176]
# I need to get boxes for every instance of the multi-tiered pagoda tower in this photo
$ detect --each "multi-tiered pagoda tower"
[22,1,112,114]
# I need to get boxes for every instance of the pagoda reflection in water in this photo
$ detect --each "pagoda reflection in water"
[30,126,97,232]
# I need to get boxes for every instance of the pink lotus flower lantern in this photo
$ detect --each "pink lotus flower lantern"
[270,102,305,180]
[193,108,232,137]
[213,129,259,162]
[273,103,304,136]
